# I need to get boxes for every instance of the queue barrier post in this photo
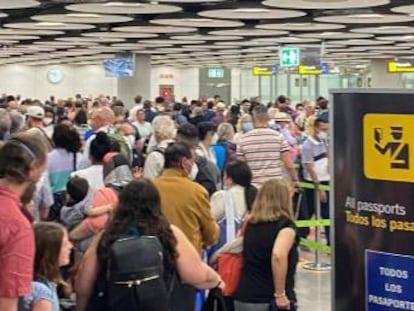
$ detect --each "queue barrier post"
[303,184,331,271]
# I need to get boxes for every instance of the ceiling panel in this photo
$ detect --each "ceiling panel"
[263,0,390,9]
[198,7,306,20]
[31,13,133,24]
[0,0,409,66]
[0,0,40,9]
[315,14,414,24]
[66,2,182,14]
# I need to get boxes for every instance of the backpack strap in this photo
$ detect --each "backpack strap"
[73,152,77,171]
[224,190,238,243]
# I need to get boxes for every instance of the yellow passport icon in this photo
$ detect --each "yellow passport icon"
[364,114,414,183]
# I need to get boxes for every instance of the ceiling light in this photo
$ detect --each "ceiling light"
[286,23,312,27]
[378,26,409,30]
[36,22,65,27]
[234,8,271,13]
[349,14,384,19]
[183,18,212,23]
[321,32,338,36]
[396,62,412,67]
[403,36,414,40]
[104,2,143,7]
[67,14,101,18]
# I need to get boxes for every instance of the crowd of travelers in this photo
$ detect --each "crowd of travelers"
[0,92,330,311]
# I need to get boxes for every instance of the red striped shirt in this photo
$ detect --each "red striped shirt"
[237,128,290,187]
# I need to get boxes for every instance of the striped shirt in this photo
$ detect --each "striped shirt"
[237,128,290,188]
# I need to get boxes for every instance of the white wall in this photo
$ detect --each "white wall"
[151,66,199,101]
[0,64,263,104]
[239,67,260,100]
[0,64,117,100]
[231,68,241,103]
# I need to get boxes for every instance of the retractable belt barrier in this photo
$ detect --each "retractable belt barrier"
[295,219,331,254]
[298,182,330,191]
[295,219,330,228]
[295,181,332,270]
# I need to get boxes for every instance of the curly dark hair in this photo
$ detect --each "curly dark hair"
[52,124,81,153]
[101,179,178,280]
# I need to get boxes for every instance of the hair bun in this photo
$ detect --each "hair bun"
[95,132,109,143]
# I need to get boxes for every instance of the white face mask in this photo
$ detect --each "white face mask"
[43,117,53,126]
[188,163,199,181]
[317,131,328,141]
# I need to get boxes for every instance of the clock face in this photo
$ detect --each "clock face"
[47,68,63,84]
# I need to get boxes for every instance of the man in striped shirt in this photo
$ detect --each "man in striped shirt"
[237,104,298,188]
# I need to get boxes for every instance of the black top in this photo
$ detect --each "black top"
[234,216,299,303]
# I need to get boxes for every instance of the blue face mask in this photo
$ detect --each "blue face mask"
[242,122,254,132]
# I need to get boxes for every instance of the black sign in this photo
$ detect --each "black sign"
[332,90,414,311]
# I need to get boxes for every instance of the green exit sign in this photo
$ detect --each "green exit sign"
[280,47,300,67]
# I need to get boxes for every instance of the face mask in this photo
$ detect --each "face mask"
[43,117,53,126]
[276,122,288,131]
[317,131,328,141]
[242,122,254,132]
[188,163,199,181]
[211,133,218,145]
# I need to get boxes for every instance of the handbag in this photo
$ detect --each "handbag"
[216,252,243,296]
[269,300,296,311]
[216,222,247,296]
[202,287,227,311]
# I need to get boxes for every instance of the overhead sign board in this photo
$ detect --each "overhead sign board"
[299,65,322,75]
[208,68,224,78]
[388,61,414,73]
[252,65,277,76]
[300,47,321,67]
[280,47,300,67]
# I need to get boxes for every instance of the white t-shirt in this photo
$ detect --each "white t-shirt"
[129,104,143,122]
[71,165,104,193]
[301,136,330,182]
[133,121,153,142]
[210,185,247,221]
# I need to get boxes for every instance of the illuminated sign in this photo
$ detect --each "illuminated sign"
[280,47,300,67]
[208,68,224,78]
[299,65,322,75]
[252,65,277,76]
[388,61,414,73]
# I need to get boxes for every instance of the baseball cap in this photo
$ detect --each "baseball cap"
[26,106,45,120]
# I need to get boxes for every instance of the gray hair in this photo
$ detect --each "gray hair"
[217,122,235,142]
[9,110,25,134]
[252,104,269,122]
[0,108,11,140]
[152,115,176,140]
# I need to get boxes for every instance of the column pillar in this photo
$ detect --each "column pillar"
[117,54,151,107]
[370,59,403,88]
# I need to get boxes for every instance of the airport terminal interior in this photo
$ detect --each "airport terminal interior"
[0,1,413,311]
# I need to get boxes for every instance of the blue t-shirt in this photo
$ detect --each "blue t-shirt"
[19,281,59,311]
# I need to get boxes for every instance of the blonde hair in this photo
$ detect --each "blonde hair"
[305,114,316,137]
[249,179,293,224]
[217,122,234,142]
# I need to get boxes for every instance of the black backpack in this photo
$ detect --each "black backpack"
[195,156,219,197]
[88,235,173,311]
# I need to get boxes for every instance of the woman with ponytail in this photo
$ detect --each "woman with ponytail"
[210,160,257,222]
